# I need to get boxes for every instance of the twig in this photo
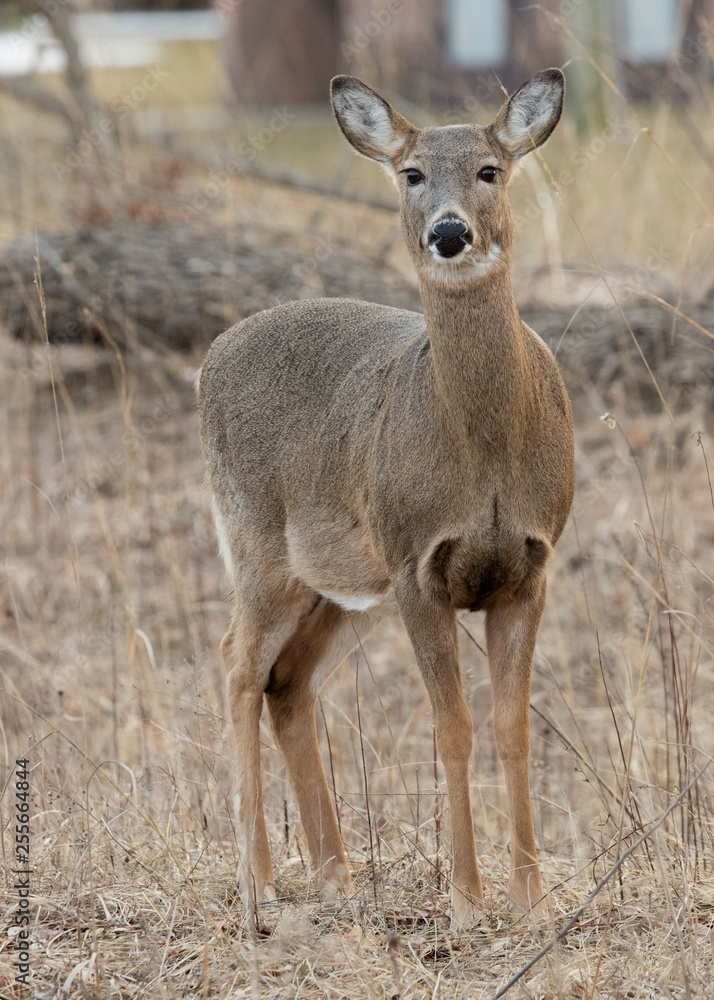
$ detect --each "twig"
[596,631,654,873]
[529,703,627,816]
[319,696,342,837]
[433,727,441,894]
[456,616,487,656]
[695,432,714,515]
[160,136,397,213]
[355,656,378,909]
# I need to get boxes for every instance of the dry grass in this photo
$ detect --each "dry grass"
[4,337,713,998]
[1,46,714,1000]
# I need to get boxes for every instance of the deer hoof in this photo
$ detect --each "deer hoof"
[320,860,352,900]
[450,887,484,930]
[509,878,548,921]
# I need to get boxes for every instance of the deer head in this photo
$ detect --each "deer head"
[331,70,565,286]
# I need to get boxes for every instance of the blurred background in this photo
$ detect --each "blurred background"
[1,0,714,279]
[1,2,714,997]
[0,0,713,342]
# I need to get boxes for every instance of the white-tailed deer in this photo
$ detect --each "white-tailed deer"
[198,69,575,928]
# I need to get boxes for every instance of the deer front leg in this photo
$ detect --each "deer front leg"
[485,583,548,916]
[395,574,483,929]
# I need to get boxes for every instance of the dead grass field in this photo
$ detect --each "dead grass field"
[1,47,714,1000]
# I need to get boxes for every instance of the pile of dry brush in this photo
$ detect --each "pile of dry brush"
[1,220,712,417]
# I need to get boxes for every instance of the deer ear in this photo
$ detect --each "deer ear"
[490,69,564,160]
[331,76,416,164]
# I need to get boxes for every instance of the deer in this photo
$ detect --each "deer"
[197,68,575,929]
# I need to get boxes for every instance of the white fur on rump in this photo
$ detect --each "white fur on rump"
[211,496,234,576]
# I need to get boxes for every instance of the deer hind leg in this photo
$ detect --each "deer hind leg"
[221,584,305,916]
[485,581,548,916]
[265,597,377,897]
[395,573,483,930]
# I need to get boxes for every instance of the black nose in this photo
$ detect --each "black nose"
[432,219,468,239]
[430,218,470,258]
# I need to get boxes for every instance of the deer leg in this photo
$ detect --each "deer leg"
[222,592,304,916]
[266,597,377,895]
[485,583,547,916]
[395,575,482,929]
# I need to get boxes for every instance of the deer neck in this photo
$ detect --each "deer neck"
[419,265,525,434]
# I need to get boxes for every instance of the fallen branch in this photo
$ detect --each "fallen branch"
[0,73,77,135]
[160,135,397,213]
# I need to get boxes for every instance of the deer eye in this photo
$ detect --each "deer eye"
[478,166,499,183]
[402,168,424,186]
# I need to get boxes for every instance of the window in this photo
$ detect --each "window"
[622,0,679,61]
[445,0,509,69]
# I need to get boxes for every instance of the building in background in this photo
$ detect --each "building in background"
[2,0,711,108]
[224,0,714,107]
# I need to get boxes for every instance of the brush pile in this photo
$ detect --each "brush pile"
[0,222,711,413]
[0,222,419,351]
